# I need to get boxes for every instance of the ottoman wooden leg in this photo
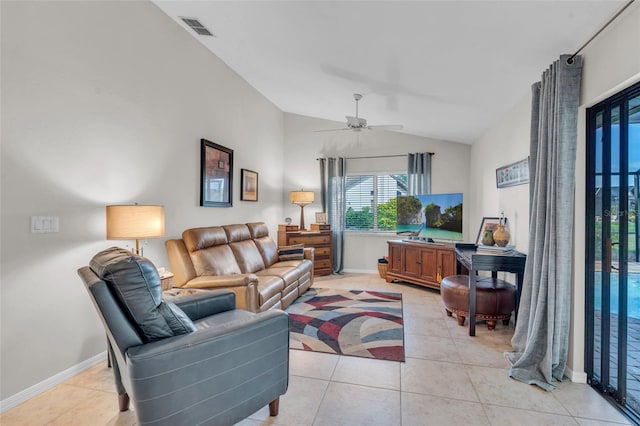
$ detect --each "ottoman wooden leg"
[456,315,466,326]
[446,309,453,317]
[502,316,511,326]
[487,320,496,331]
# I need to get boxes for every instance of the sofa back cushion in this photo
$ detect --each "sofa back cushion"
[220,224,264,273]
[89,247,196,342]
[247,222,279,266]
[183,227,242,276]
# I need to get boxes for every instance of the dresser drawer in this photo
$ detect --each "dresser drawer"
[315,258,332,269]
[289,234,331,245]
[314,246,331,257]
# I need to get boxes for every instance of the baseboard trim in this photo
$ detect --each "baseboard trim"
[564,366,588,383]
[342,268,378,274]
[0,352,106,413]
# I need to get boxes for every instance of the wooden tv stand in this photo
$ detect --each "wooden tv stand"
[386,239,455,291]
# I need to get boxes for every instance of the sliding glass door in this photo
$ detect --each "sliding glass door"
[586,81,640,423]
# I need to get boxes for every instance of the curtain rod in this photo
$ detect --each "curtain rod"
[317,153,434,160]
[567,0,635,64]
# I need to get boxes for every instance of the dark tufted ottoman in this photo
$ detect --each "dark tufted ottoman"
[440,275,515,330]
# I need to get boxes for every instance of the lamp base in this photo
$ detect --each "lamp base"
[298,205,306,231]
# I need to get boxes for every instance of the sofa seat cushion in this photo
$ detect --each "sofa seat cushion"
[272,259,313,272]
[257,266,303,286]
[256,276,285,305]
[90,247,196,342]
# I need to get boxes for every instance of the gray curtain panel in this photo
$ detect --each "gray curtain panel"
[319,157,346,274]
[408,152,432,195]
[505,54,583,391]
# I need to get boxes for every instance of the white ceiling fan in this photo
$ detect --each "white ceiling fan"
[315,94,403,133]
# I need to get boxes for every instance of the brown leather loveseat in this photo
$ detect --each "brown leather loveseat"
[165,222,314,312]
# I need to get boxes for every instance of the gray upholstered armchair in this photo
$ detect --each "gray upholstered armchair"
[77,247,289,425]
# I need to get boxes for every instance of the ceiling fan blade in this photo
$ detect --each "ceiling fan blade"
[313,127,352,132]
[367,124,404,131]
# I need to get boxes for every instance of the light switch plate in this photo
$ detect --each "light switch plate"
[31,216,59,233]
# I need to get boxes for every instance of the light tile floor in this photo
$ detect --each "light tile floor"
[0,273,633,425]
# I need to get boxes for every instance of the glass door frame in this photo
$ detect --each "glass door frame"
[586,80,640,423]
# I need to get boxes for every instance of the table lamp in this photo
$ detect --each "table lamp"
[290,191,314,230]
[106,204,165,255]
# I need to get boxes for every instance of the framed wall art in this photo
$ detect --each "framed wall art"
[496,157,529,188]
[200,139,233,207]
[315,212,327,224]
[241,169,258,201]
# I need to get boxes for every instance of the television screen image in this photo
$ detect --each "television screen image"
[396,193,463,241]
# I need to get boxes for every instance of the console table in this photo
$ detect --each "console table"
[454,243,526,336]
[386,239,456,290]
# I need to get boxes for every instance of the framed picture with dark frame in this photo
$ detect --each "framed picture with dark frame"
[476,217,507,245]
[200,139,233,207]
[241,169,258,201]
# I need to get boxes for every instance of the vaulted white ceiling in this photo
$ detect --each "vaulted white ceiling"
[153,1,624,144]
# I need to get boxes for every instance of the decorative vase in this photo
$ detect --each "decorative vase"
[493,224,511,247]
[481,228,495,246]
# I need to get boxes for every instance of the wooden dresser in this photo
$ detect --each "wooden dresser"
[386,239,455,290]
[278,224,332,276]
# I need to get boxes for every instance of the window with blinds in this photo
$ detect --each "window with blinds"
[345,174,408,231]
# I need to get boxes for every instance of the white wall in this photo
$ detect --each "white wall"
[1,1,285,401]
[283,113,471,272]
[469,2,640,380]
[470,96,531,253]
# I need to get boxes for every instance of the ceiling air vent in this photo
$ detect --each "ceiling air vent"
[180,17,214,36]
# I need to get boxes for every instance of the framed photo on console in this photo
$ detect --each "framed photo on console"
[476,217,507,245]
[315,212,327,224]
[200,139,233,207]
[241,169,258,201]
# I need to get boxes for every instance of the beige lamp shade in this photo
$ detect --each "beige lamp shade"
[106,205,165,240]
[290,191,314,206]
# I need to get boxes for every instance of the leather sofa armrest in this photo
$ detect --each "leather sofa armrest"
[183,274,258,289]
[163,289,236,321]
[183,274,260,313]
[304,247,315,261]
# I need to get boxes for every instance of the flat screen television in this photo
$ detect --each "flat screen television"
[396,193,463,241]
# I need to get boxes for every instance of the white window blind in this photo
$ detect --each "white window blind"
[345,173,408,231]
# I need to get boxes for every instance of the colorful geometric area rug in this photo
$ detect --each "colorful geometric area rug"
[286,288,405,362]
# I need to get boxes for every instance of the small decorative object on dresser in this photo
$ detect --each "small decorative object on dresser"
[315,212,327,224]
[278,224,332,276]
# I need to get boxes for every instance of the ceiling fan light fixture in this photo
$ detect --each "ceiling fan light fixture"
[313,93,403,133]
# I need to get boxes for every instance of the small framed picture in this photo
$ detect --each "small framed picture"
[315,212,327,224]
[240,169,258,201]
[200,139,233,207]
[476,217,507,246]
